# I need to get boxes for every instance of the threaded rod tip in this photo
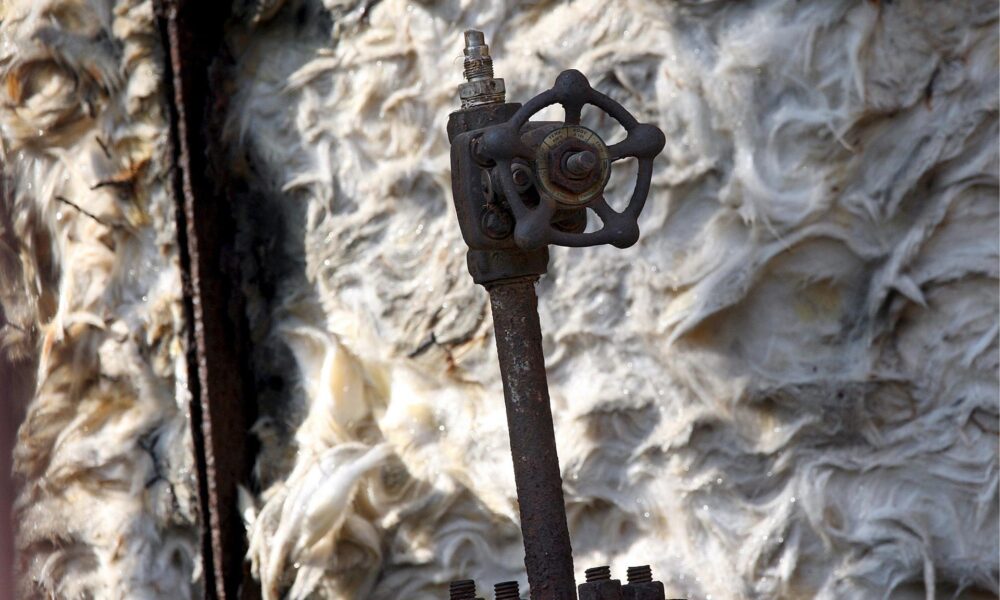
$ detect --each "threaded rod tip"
[464,30,485,47]
[627,565,653,584]
[494,580,520,600]
[585,566,612,582]
[450,579,478,600]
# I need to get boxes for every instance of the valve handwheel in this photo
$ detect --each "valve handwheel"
[481,69,666,250]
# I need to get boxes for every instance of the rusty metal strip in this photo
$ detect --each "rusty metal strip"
[155,2,259,598]
[0,225,17,600]
[0,382,13,600]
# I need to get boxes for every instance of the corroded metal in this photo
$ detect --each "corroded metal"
[155,1,259,598]
[536,125,609,204]
[488,279,577,600]
[450,579,484,600]
[447,30,673,600]
[479,69,665,250]
[579,566,621,600]
[460,30,506,108]
[622,566,668,600]
[495,581,522,600]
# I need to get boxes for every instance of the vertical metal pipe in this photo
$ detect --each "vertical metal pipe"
[487,278,576,600]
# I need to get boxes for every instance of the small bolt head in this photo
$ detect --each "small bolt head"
[481,205,514,239]
[511,164,532,191]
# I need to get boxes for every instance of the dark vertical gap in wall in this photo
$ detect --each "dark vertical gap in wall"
[0,174,32,600]
[154,2,260,598]
[0,365,32,600]
[0,173,42,600]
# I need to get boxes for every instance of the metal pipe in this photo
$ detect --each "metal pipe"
[487,278,576,600]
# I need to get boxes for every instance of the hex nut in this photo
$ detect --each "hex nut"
[459,78,506,107]
[622,581,667,600]
[578,579,623,600]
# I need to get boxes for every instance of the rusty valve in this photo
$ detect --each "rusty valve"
[448,32,666,285]
[446,30,676,600]
[477,69,665,250]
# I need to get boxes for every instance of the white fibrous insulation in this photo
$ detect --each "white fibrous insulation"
[2,0,997,598]
[0,0,200,597]
[224,1,998,598]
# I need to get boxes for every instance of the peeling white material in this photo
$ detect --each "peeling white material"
[225,1,998,598]
[1,0,199,597]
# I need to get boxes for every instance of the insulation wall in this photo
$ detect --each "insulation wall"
[2,0,998,598]
[0,0,200,597]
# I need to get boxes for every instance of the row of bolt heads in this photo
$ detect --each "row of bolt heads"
[449,565,682,600]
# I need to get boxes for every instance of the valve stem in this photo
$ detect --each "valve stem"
[459,30,505,108]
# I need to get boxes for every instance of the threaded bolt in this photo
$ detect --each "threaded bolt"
[626,565,653,584]
[463,30,494,81]
[481,204,513,240]
[564,150,597,178]
[494,581,520,600]
[458,30,505,108]
[450,579,478,600]
[511,164,532,191]
[585,566,612,582]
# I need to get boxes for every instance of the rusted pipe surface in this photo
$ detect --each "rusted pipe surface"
[488,278,577,600]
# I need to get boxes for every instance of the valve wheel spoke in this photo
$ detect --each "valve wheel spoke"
[589,195,619,223]
[562,101,582,125]
[608,123,666,161]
